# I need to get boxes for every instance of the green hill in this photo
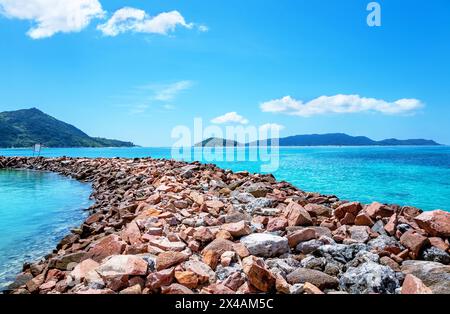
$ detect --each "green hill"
[0,108,135,148]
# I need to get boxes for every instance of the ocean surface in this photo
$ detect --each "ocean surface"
[1,146,449,289]
[1,146,449,211]
[0,169,93,290]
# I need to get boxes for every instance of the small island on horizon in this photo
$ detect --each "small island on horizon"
[195,134,441,148]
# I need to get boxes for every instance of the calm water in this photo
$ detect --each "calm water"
[0,169,92,290]
[1,146,449,212]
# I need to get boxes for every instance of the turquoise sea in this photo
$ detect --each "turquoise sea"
[1,146,449,289]
[0,169,92,290]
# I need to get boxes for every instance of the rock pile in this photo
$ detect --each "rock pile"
[1,156,449,294]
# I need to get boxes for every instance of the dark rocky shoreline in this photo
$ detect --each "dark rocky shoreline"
[0,156,449,294]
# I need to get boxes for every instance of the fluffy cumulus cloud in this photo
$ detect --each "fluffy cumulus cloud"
[0,0,105,39]
[260,95,424,117]
[211,112,249,125]
[97,7,193,36]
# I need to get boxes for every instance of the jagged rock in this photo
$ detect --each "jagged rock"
[49,252,87,270]
[267,217,288,232]
[156,252,189,271]
[70,259,99,283]
[87,235,126,263]
[414,210,450,237]
[368,235,404,255]
[223,272,245,291]
[400,230,429,259]
[245,198,274,213]
[365,202,395,219]
[339,262,400,294]
[284,202,312,226]
[303,282,324,294]
[96,255,148,277]
[221,221,252,237]
[429,237,449,252]
[295,239,324,254]
[300,256,327,271]
[242,256,275,292]
[348,226,370,243]
[265,258,300,276]
[146,268,174,290]
[354,212,374,226]
[317,243,368,264]
[240,233,289,257]
[401,260,450,294]
[203,238,235,256]
[334,202,362,219]
[161,283,194,294]
[231,192,255,204]
[243,183,271,198]
[401,274,432,294]
[421,247,450,265]
[120,284,142,294]
[304,204,331,218]
[174,271,198,289]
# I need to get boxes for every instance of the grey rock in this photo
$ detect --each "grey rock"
[289,283,304,294]
[231,192,255,204]
[296,239,324,254]
[339,262,400,294]
[215,265,242,281]
[371,220,388,236]
[401,260,450,294]
[346,251,380,268]
[266,258,301,276]
[253,207,281,216]
[348,226,370,243]
[324,260,343,277]
[240,233,289,258]
[421,247,450,265]
[243,183,271,198]
[317,243,368,264]
[245,198,274,213]
[49,252,87,270]
[286,268,339,290]
[367,235,404,253]
[301,256,327,271]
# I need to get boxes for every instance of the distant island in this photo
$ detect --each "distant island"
[0,108,135,148]
[195,133,440,147]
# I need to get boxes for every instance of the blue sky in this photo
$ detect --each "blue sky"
[0,0,449,146]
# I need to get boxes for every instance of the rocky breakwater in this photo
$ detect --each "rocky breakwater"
[0,156,449,295]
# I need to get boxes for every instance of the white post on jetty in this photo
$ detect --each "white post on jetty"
[32,143,42,157]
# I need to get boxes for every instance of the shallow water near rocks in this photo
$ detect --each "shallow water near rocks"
[0,169,93,290]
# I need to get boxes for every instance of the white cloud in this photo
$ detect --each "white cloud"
[211,112,249,125]
[150,80,194,101]
[97,7,193,37]
[198,24,209,32]
[0,0,104,39]
[260,95,424,117]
